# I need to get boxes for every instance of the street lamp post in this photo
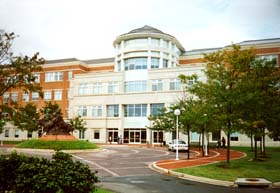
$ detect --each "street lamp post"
[174,109,180,160]
[203,114,208,156]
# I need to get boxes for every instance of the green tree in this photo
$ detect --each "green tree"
[180,45,257,163]
[237,55,280,158]
[13,103,39,138]
[69,115,87,136]
[0,31,44,131]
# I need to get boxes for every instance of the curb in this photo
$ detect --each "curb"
[151,162,235,187]
[9,147,103,154]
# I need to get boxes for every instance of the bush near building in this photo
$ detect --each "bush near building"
[0,151,99,193]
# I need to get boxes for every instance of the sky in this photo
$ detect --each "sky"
[1,0,280,61]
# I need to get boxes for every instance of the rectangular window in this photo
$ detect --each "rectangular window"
[11,93,18,102]
[14,130,19,138]
[92,106,102,117]
[151,38,160,46]
[108,82,119,93]
[124,80,147,93]
[44,91,52,100]
[124,104,147,117]
[151,103,164,116]
[54,90,62,100]
[78,106,87,117]
[33,73,40,83]
[162,40,168,48]
[124,57,147,71]
[153,131,163,143]
[151,57,160,69]
[107,105,119,117]
[3,93,9,103]
[94,130,100,139]
[230,132,239,141]
[79,130,85,139]
[169,79,181,90]
[31,92,39,101]
[4,130,9,137]
[22,93,29,102]
[151,80,163,91]
[68,71,73,79]
[78,83,89,95]
[45,72,63,82]
[257,54,278,67]
[93,83,103,94]
[117,61,121,71]
[125,38,148,47]
[163,59,168,68]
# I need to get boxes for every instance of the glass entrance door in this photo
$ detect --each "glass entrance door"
[124,129,146,144]
[129,130,141,143]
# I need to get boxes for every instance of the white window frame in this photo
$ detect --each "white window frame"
[78,83,90,95]
[78,106,87,117]
[124,80,147,93]
[22,92,29,102]
[169,79,181,90]
[11,93,18,102]
[124,104,147,117]
[91,106,102,117]
[31,92,39,101]
[107,105,119,117]
[3,93,9,103]
[108,82,119,94]
[54,90,62,100]
[151,80,163,91]
[43,91,52,100]
[45,72,63,82]
[93,83,103,94]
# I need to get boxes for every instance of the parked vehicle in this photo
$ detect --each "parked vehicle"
[167,140,188,152]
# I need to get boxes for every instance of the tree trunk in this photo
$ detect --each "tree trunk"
[202,129,205,157]
[262,128,266,157]
[259,137,263,154]
[207,133,210,155]
[198,133,201,150]
[254,136,258,159]
[250,132,253,151]
[227,131,230,164]
[187,127,190,160]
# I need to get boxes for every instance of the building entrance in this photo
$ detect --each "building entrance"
[123,129,146,144]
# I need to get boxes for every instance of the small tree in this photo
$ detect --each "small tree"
[13,103,39,138]
[0,31,44,133]
[69,116,87,137]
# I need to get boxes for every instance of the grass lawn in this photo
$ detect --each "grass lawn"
[175,147,280,182]
[16,139,98,150]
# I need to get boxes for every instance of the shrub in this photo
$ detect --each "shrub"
[0,151,99,193]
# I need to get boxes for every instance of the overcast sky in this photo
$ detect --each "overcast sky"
[1,0,280,60]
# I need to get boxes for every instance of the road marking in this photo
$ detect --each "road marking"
[72,154,120,177]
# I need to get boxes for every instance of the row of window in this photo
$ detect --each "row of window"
[3,129,32,138]
[78,103,164,117]
[78,79,183,95]
[18,71,73,84]
[3,90,67,102]
[117,38,179,53]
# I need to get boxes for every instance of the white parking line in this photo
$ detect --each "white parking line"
[72,154,120,177]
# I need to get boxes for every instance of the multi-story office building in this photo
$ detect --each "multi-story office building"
[1,25,280,146]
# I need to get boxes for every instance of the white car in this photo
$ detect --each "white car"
[168,140,188,152]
